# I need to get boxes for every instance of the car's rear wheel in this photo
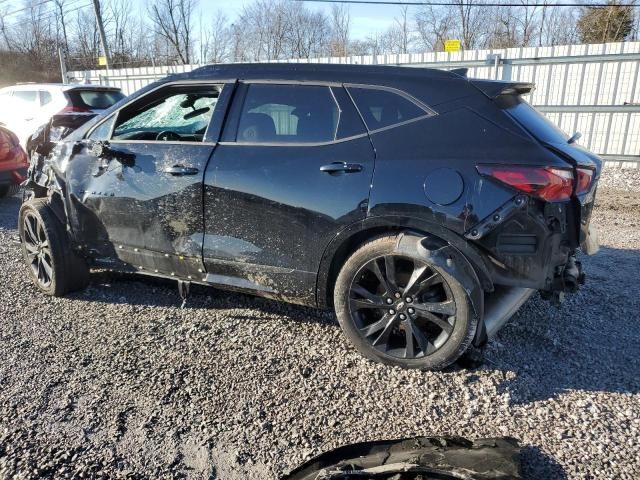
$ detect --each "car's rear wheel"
[0,184,19,198]
[334,235,476,370]
[18,199,89,296]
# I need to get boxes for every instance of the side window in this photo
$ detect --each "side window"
[88,114,116,141]
[40,91,53,106]
[111,86,220,142]
[13,90,38,104]
[236,84,339,144]
[347,86,431,131]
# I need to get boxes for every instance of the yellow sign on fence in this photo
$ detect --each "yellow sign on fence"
[444,40,461,53]
[98,56,107,66]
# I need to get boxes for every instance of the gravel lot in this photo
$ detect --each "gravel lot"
[1,167,639,479]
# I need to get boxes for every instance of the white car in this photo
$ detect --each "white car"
[0,83,125,148]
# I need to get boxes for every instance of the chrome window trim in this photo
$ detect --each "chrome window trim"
[218,132,369,148]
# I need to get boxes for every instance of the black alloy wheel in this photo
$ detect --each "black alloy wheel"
[349,254,455,359]
[22,211,54,288]
[18,198,90,296]
[334,235,475,370]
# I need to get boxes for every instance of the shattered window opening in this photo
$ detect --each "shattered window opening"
[112,87,220,143]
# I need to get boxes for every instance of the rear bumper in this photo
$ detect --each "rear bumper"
[470,191,596,295]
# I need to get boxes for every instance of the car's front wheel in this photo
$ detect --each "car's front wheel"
[334,235,476,370]
[18,199,90,296]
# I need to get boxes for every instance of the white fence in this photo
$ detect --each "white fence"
[70,41,640,160]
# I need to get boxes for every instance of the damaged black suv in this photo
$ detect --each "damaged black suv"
[20,64,600,370]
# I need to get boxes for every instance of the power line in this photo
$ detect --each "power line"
[3,1,91,25]
[2,0,54,18]
[294,0,636,7]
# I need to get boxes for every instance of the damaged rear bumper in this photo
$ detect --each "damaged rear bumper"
[282,436,521,480]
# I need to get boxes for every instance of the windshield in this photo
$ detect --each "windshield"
[506,100,568,144]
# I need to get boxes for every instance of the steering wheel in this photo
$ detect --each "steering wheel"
[156,130,182,141]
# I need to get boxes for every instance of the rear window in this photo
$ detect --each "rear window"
[67,89,125,110]
[506,100,568,144]
[348,86,430,131]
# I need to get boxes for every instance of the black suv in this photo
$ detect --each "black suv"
[20,64,600,370]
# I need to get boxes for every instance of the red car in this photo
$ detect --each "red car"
[0,126,28,198]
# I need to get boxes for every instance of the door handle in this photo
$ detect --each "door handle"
[319,162,363,175]
[163,165,200,176]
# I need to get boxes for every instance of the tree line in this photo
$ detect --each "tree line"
[0,0,638,85]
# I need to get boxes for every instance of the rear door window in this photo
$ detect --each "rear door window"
[347,86,431,131]
[235,84,339,144]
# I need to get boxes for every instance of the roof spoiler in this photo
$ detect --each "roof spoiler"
[470,79,534,98]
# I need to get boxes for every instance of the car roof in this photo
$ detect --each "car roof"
[0,83,122,93]
[170,62,458,86]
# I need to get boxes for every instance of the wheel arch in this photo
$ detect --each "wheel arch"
[316,215,494,309]
[47,189,68,228]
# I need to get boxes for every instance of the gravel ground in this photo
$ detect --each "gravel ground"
[597,165,640,192]
[0,169,639,479]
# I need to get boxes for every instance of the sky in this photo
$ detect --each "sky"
[209,0,399,39]
[1,0,402,41]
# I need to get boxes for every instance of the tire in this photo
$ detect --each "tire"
[334,235,477,370]
[0,184,19,198]
[18,198,90,296]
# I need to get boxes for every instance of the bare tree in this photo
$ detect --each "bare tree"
[200,11,231,63]
[149,0,196,64]
[285,7,331,59]
[71,7,101,69]
[415,5,454,51]
[235,0,290,60]
[330,4,351,56]
[394,5,413,54]
[539,5,580,46]
[54,0,70,54]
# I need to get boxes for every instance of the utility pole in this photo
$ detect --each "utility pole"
[91,0,111,69]
[58,48,68,83]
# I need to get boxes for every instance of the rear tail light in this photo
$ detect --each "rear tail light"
[576,167,595,195]
[60,105,91,113]
[477,165,574,201]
